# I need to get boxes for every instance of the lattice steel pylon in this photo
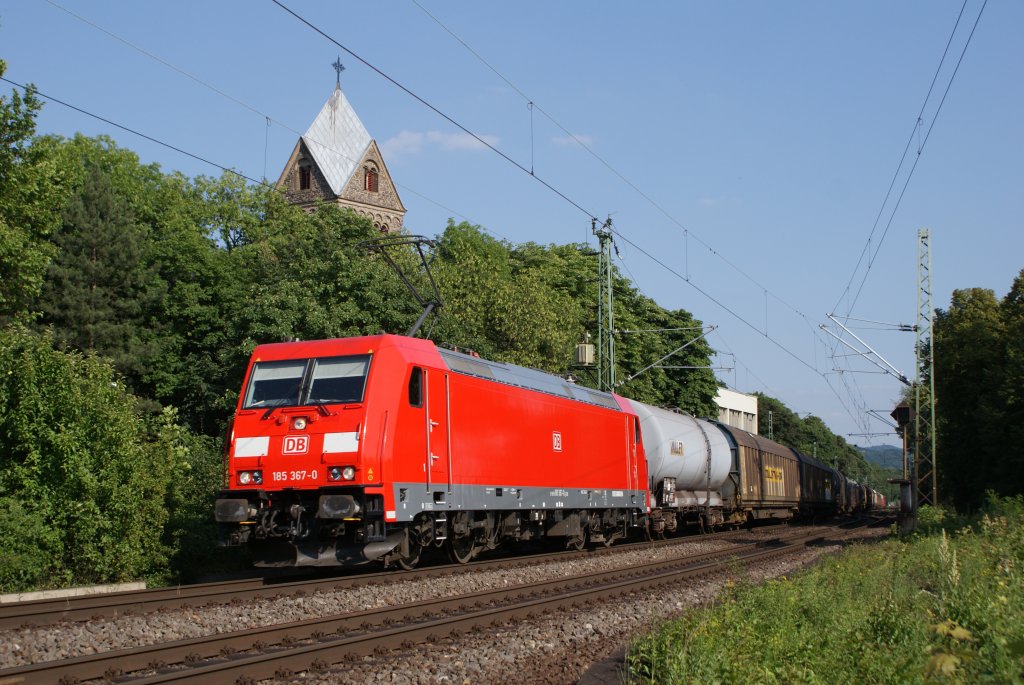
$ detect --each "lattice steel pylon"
[593,217,616,392]
[915,228,937,507]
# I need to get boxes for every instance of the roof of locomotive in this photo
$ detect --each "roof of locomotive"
[437,347,622,411]
[248,334,437,362]
[247,334,623,411]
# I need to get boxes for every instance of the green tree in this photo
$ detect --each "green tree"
[998,270,1024,498]
[149,409,226,582]
[432,221,530,360]
[133,171,233,432]
[929,275,1024,509]
[194,195,423,429]
[0,327,183,590]
[38,163,163,381]
[932,287,1006,509]
[0,61,71,322]
[428,221,717,414]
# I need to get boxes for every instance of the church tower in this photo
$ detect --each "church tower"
[276,60,406,232]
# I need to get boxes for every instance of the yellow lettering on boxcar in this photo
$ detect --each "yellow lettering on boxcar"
[764,466,786,496]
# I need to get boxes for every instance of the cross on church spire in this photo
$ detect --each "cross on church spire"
[332,57,345,88]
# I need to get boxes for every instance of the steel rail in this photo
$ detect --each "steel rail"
[0,520,883,685]
[0,523,789,629]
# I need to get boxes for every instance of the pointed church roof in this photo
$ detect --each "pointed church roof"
[301,86,372,196]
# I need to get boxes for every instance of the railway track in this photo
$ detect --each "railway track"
[0,522,789,630]
[0,518,883,685]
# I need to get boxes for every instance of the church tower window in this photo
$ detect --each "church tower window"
[299,166,312,191]
[364,167,379,193]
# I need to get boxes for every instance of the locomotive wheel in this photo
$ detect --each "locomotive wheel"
[447,512,479,563]
[393,516,432,570]
[448,534,479,564]
[566,534,586,551]
[396,531,423,571]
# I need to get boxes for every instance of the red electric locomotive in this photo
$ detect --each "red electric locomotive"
[215,334,650,567]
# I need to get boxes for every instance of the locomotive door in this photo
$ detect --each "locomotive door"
[627,416,640,504]
[424,369,451,496]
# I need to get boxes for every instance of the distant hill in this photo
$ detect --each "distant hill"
[858,444,903,471]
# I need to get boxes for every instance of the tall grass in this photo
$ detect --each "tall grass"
[626,495,1024,684]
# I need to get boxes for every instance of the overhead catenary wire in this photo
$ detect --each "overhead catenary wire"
[272,0,595,221]
[1,76,268,188]
[273,0,879,433]
[821,0,987,431]
[851,0,987,302]
[51,0,841,388]
[607,225,870,430]
[410,0,869,428]
[27,2,897,435]
[0,73,496,248]
[608,222,858,424]
[832,0,987,319]
[41,0,510,243]
[709,331,773,395]
[831,0,970,316]
[410,0,827,342]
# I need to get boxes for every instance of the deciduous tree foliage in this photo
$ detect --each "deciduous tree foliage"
[932,271,1024,509]
[432,222,582,370]
[0,327,188,590]
[0,62,71,322]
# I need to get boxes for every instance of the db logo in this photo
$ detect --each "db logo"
[552,431,562,453]
[282,435,309,455]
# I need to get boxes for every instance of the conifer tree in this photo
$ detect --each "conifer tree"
[39,164,163,383]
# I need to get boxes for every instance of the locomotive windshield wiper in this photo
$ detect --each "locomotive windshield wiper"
[261,381,304,420]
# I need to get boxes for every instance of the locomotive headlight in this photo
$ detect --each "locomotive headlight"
[252,470,263,485]
[327,466,356,481]
[292,417,307,430]
[238,471,252,485]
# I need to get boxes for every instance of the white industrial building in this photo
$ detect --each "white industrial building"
[714,388,758,434]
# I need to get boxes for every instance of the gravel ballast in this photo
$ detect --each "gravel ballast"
[0,523,889,684]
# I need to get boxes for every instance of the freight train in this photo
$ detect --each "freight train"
[214,334,884,568]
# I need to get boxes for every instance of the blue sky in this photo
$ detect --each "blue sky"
[2,1,1020,449]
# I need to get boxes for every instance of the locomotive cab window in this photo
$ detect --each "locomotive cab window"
[408,367,423,407]
[308,356,370,404]
[242,354,370,409]
[242,360,307,408]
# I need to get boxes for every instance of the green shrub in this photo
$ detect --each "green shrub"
[153,415,237,583]
[0,327,183,590]
[627,497,1024,684]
